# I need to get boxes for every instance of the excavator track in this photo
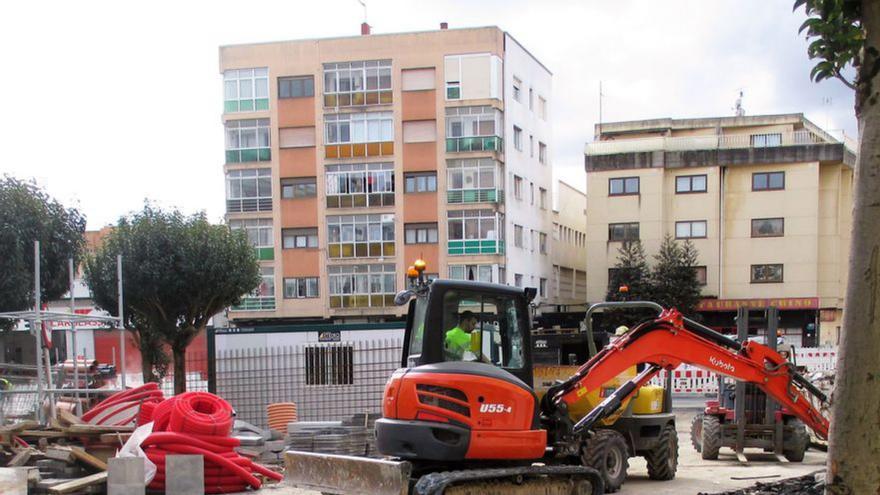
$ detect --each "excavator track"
[413,465,605,495]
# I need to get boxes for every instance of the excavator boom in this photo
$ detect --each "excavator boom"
[548,308,829,440]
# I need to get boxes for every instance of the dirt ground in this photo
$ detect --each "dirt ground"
[262,405,826,495]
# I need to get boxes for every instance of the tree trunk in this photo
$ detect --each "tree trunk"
[826,2,880,493]
[140,347,159,383]
[172,345,187,395]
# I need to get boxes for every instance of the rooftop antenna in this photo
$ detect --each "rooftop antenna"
[598,81,604,139]
[733,89,745,117]
[358,0,367,24]
[821,96,833,131]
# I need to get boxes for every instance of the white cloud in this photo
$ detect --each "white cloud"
[0,0,857,227]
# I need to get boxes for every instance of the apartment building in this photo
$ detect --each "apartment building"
[550,181,588,306]
[219,25,554,325]
[584,114,854,345]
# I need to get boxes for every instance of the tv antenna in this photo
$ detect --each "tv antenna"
[357,0,367,23]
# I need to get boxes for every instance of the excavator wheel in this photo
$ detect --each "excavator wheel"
[645,423,678,480]
[689,412,704,453]
[700,415,722,460]
[783,417,810,462]
[581,429,628,493]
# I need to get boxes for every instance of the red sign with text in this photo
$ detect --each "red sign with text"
[697,297,820,312]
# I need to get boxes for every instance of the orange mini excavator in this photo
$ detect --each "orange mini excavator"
[286,262,829,495]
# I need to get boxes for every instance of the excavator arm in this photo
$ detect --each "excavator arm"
[545,308,829,440]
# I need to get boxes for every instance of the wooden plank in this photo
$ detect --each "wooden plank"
[0,420,39,433]
[64,424,135,435]
[6,448,32,467]
[18,430,68,439]
[63,446,108,471]
[57,410,84,426]
[99,433,131,445]
[45,447,76,464]
[47,471,107,494]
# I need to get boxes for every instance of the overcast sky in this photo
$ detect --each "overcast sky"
[0,0,857,229]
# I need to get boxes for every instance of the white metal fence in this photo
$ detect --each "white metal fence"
[585,130,827,156]
[214,339,402,428]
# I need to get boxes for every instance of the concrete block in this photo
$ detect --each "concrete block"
[107,457,145,495]
[165,455,204,495]
[0,467,29,495]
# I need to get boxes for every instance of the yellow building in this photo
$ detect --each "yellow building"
[550,181,588,306]
[584,114,854,345]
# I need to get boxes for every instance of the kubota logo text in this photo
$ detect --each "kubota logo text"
[709,356,735,373]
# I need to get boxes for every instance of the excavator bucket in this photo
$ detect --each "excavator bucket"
[284,450,412,495]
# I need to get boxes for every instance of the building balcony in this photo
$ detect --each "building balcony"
[323,90,392,108]
[224,98,269,113]
[585,130,855,171]
[226,148,271,163]
[326,192,394,208]
[255,247,274,261]
[329,294,395,308]
[447,188,503,204]
[448,239,504,256]
[325,142,394,159]
[226,198,272,214]
[231,296,276,312]
[446,136,503,153]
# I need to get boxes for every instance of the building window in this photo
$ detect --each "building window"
[609,177,639,196]
[753,171,785,191]
[539,232,548,254]
[751,218,784,237]
[750,133,782,147]
[514,175,524,200]
[323,59,392,107]
[278,76,315,99]
[328,263,396,308]
[281,177,317,199]
[449,264,497,283]
[539,142,547,164]
[675,220,707,239]
[327,214,395,258]
[513,126,523,151]
[305,345,353,385]
[405,223,438,244]
[751,264,784,283]
[234,266,276,311]
[445,106,504,152]
[513,225,524,248]
[223,68,268,113]
[539,278,547,297]
[326,163,394,207]
[529,88,534,111]
[229,218,273,260]
[514,274,523,287]
[447,158,500,203]
[695,266,708,286]
[608,222,639,242]
[226,168,272,213]
[447,209,503,255]
[282,228,318,249]
[446,81,461,100]
[284,277,319,299]
[675,174,707,193]
[539,187,547,209]
[324,112,393,145]
[538,96,547,120]
[513,77,522,102]
[404,172,437,193]
[225,119,271,163]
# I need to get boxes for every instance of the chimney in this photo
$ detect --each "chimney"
[440,22,448,30]
[361,22,371,35]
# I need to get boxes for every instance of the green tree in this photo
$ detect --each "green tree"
[0,176,86,331]
[648,236,702,318]
[603,241,653,329]
[795,1,879,492]
[85,205,260,393]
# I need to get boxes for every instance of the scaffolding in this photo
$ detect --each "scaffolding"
[0,241,125,425]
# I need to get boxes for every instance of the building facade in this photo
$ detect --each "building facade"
[219,25,555,325]
[584,114,854,345]
[550,181,588,306]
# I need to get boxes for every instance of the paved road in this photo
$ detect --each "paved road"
[264,407,826,495]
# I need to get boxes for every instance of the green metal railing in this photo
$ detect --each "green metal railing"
[447,189,502,204]
[446,136,503,153]
[231,297,276,312]
[448,240,504,256]
[226,148,271,163]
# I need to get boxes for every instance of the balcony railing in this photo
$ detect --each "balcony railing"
[231,296,276,312]
[448,240,504,256]
[226,198,272,213]
[226,148,271,163]
[585,130,827,156]
[447,189,502,204]
[446,136,503,153]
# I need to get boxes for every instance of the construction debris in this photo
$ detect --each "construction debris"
[700,472,824,495]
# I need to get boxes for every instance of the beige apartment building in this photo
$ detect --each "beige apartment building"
[550,181,588,307]
[584,114,855,345]
[219,25,565,326]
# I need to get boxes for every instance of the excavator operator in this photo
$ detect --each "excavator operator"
[444,310,481,361]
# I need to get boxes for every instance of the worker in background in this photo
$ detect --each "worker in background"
[445,311,481,361]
